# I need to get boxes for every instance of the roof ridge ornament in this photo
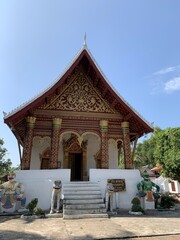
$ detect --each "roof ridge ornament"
[83,32,87,47]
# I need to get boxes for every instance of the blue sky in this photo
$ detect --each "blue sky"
[0,0,180,166]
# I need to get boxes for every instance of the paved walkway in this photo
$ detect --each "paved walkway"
[0,210,180,240]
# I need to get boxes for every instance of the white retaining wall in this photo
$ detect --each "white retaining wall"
[15,169,70,210]
[15,169,142,211]
[89,169,142,209]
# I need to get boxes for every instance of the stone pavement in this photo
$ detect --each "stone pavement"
[0,210,180,240]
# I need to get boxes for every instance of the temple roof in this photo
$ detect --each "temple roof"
[4,43,153,138]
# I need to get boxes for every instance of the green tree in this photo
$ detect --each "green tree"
[0,139,14,177]
[134,127,161,168]
[135,127,180,182]
[154,127,180,182]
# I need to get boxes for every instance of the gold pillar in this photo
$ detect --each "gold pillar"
[22,116,36,170]
[100,120,109,169]
[121,121,133,169]
[50,118,62,169]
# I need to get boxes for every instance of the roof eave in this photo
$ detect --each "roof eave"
[4,45,154,134]
[4,46,88,123]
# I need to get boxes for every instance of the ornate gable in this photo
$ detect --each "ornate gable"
[39,67,117,113]
[4,46,153,144]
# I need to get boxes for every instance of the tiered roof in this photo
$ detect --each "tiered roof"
[4,42,153,141]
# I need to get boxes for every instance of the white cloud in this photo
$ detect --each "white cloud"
[153,65,180,75]
[149,65,180,94]
[164,77,180,93]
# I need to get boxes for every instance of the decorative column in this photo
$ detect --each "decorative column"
[82,140,88,180]
[50,118,62,169]
[22,116,36,170]
[100,120,109,169]
[121,121,133,169]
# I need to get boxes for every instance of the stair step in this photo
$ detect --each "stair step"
[63,213,108,219]
[63,187,100,191]
[63,181,97,184]
[64,199,104,204]
[64,203,105,209]
[63,181,107,219]
[63,190,101,195]
[64,208,107,215]
[63,183,98,188]
[64,194,102,199]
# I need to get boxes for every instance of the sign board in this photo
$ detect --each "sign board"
[107,179,126,192]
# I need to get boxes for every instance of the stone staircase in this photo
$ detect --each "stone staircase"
[62,181,107,219]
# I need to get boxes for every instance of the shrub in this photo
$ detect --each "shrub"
[131,197,144,213]
[159,193,176,209]
[33,207,43,216]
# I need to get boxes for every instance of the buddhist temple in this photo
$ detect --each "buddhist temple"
[4,41,153,181]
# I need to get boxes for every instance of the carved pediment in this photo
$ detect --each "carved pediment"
[62,135,87,153]
[39,71,117,113]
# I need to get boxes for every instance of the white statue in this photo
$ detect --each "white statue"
[50,180,62,214]
[105,182,114,212]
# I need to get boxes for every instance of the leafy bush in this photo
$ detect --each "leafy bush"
[33,207,43,216]
[131,197,144,213]
[159,193,176,209]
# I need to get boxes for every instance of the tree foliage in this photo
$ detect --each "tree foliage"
[135,127,180,182]
[134,138,155,168]
[0,139,12,177]
[154,128,180,182]
[0,139,20,177]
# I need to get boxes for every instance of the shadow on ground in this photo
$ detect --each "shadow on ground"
[0,230,135,240]
[0,215,42,224]
[111,209,180,219]
[0,215,21,224]
[0,230,50,240]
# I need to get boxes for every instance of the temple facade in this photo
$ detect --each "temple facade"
[4,44,153,181]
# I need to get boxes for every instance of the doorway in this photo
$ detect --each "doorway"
[69,153,83,181]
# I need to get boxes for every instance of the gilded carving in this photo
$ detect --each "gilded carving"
[39,71,116,113]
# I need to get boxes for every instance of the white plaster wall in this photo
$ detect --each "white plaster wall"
[85,135,100,170]
[154,176,180,193]
[108,139,118,169]
[15,169,70,210]
[15,168,145,211]
[154,176,171,192]
[30,135,120,171]
[176,181,180,193]
[30,137,51,169]
[89,169,142,209]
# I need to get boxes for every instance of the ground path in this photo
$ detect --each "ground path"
[0,210,180,240]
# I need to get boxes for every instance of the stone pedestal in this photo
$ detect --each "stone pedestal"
[0,201,17,213]
[144,200,155,210]
[140,197,155,210]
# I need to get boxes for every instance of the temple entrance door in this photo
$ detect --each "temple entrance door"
[69,153,83,181]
